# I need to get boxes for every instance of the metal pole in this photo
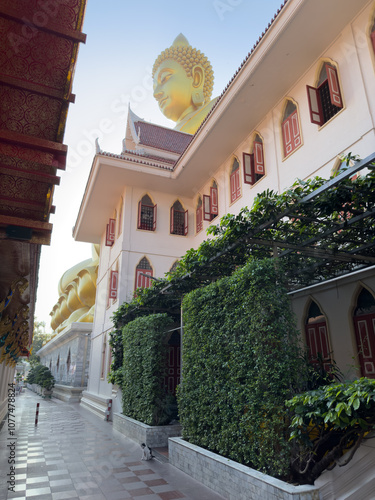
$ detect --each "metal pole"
[35,403,39,426]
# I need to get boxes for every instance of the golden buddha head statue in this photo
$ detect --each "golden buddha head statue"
[153,34,216,134]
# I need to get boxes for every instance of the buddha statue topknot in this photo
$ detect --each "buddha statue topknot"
[153,34,218,134]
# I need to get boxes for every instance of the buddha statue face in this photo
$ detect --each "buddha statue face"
[153,59,204,122]
[152,34,215,133]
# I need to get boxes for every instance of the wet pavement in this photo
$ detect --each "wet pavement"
[0,389,225,500]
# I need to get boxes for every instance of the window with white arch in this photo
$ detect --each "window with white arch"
[230,158,241,203]
[306,62,343,126]
[281,100,301,158]
[243,134,265,186]
[135,257,153,291]
[137,194,156,231]
[305,300,332,372]
[170,200,188,236]
[203,180,219,221]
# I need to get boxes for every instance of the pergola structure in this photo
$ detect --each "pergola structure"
[0,0,87,370]
[114,153,375,322]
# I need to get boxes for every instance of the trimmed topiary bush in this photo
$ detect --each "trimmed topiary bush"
[178,258,303,478]
[121,313,174,426]
[26,363,55,390]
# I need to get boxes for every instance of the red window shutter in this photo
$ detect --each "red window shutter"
[282,116,292,156]
[291,110,301,149]
[152,204,157,231]
[105,224,111,246]
[282,110,301,156]
[203,194,211,221]
[184,210,188,236]
[254,141,265,175]
[135,268,152,290]
[325,63,343,108]
[230,171,236,202]
[306,85,324,125]
[109,270,118,300]
[170,207,174,234]
[137,200,142,229]
[105,219,115,246]
[243,152,253,185]
[196,205,203,232]
[235,169,241,199]
[210,186,218,215]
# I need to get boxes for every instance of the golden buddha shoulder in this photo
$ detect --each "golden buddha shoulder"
[153,34,218,135]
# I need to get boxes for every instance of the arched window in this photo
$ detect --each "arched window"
[169,260,179,274]
[281,100,301,157]
[135,257,153,290]
[353,288,375,378]
[230,158,241,203]
[107,261,119,307]
[307,62,343,126]
[196,197,203,233]
[137,194,156,231]
[203,180,219,221]
[170,200,188,235]
[305,300,331,371]
[56,355,60,373]
[243,134,265,186]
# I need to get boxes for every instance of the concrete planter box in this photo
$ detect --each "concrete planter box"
[169,438,321,500]
[113,412,182,448]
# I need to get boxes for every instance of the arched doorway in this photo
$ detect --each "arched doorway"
[353,288,375,378]
[305,300,331,371]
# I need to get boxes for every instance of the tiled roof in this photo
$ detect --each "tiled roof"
[134,121,193,154]
[98,149,175,171]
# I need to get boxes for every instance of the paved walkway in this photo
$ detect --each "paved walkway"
[0,389,225,500]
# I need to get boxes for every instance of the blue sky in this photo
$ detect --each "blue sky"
[36,0,285,328]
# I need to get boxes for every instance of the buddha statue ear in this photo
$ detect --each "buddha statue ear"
[191,64,205,107]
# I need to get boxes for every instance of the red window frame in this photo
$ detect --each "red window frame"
[210,186,218,216]
[196,204,203,233]
[137,200,157,231]
[105,218,116,246]
[243,152,254,185]
[109,270,118,300]
[203,194,211,221]
[243,142,265,186]
[170,206,188,235]
[134,268,153,290]
[254,141,265,175]
[354,314,375,379]
[282,109,301,157]
[305,321,332,372]
[230,168,240,203]
[306,63,343,126]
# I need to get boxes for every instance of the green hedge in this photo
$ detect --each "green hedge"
[122,313,174,425]
[26,364,55,390]
[178,258,302,478]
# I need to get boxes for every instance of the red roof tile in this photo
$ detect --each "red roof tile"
[134,121,192,154]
